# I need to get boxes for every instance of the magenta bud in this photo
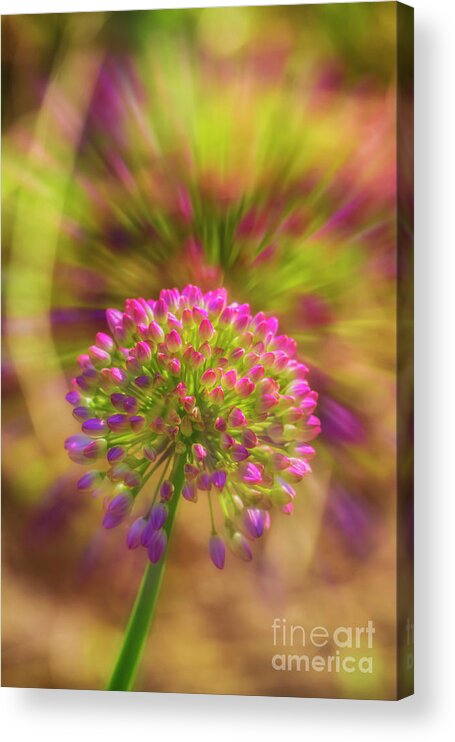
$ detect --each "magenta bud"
[106,308,123,334]
[160,480,175,501]
[209,535,226,569]
[242,429,257,448]
[199,318,214,341]
[240,462,263,484]
[233,313,250,333]
[168,358,181,376]
[222,369,237,389]
[154,298,168,322]
[272,453,290,470]
[96,332,115,352]
[82,418,107,437]
[192,443,207,461]
[147,529,167,563]
[228,407,247,427]
[150,502,168,530]
[127,518,147,549]
[211,470,227,490]
[89,345,111,365]
[110,367,128,387]
[249,364,265,382]
[235,377,255,398]
[208,386,224,404]
[220,432,235,450]
[166,330,182,353]
[201,369,217,388]
[148,321,164,342]
[215,416,227,432]
[83,439,107,460]
[135,341,152,363]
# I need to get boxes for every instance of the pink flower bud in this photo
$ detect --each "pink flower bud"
[199,318,214,341]
[201,369,217,387]
[192,443,207,461]
[228,408,247,427]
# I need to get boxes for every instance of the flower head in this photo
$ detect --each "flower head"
[65,285,319,568]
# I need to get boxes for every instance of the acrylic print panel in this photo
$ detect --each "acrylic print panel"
[1,2,414,699]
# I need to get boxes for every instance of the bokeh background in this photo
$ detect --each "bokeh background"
[2,3,410,698]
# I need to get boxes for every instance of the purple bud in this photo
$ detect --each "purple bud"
[243,508,265,539]
[184,463,199,480]
[147,529,167,563]
[102,493,133,529]
[197,472,212,491]
[160,480,175,501]
[211,470,227,490]
[64,434,92,464]
[82,418,107,437]
[126,518,147,549]
[107,414,130,432]
[77,471,102,492]
[182,482,197,502]
[231,444,250,462]
[65,390,81,406]
[150,502,168,530]
[135,374,152,388]
[230,532,253,561]
[107,446,125,463]
[73,406,90,422]
[209,535,226,569]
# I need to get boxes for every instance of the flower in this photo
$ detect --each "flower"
[65,285,319,568]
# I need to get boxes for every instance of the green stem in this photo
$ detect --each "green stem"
[107,454,185,691]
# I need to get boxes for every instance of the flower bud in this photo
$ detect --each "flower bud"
[209,535,226,569]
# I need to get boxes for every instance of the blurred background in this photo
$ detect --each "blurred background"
[2,3,409,698]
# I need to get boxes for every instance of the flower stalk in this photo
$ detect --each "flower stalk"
[107,454,184,691]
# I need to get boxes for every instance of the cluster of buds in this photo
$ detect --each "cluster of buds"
[65,285,320,569]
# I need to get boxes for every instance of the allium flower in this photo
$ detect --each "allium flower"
[65,285,320,569]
